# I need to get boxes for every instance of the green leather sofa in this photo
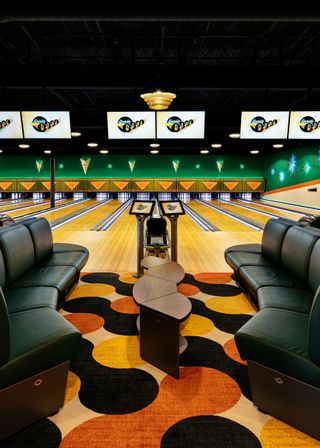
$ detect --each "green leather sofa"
[0,217,88,439]
[225,220,320,439]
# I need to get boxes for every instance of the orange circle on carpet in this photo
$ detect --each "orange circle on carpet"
[111,296,140,314]
[118,272,138,284]
[223,338,247,365]
[194,272,233,284]
[177,283,200,296]
[64,313,105,334]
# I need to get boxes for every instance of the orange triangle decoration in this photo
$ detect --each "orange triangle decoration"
[136,181,150,190]
[65,181,80,190]
[114,181,128,190]
[91,181,105,190]
[0,182,12,191]
[41,182,51,190]
[159,181,173,190]
[247,181,262,191]
[180,181,194,190]
[20,182,35,191]
[224,182,239,191]
[202,181,217,190]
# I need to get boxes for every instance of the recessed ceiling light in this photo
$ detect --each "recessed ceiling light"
[0,150,3,153]
[44,150,51,154]
[19,144,30,149]
[150,149,159,154]
[273,144,284,149]
[87,142,98,147]
[250,150,259,154]
[200,149,209,154]
[229,133,240,139]
[150,143,160,148]
[211,143,222,148]
[100,150,109,154]
[71,131,81,137]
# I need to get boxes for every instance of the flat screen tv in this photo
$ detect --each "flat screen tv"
[107,111,156,139]
[288,111,320,139]
[0,112,23,138]
[21,111,71,138]
[156,111,205,139]
[240,111,289,139]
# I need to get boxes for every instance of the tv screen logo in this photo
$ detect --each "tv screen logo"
[299,116,320,133]
[117,116,145,133]
[166,116,194,132]
[250,116,278,133]
[32,116,60,132]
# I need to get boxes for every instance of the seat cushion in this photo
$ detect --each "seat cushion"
[0,308,81,389]
[5,287,59,314]
[41,251,89,272]
[235,308,320,388]
[225,244,262,255]
[0,288,10,367]
[308,239,320,294]
[0,250,5,289]
[53,242,89,254]
[23,218,53,263]
[225,252,273,274]
[10,266,78,302]
[261,218,294,264]
[257,286,313,314]
[239,265,305,299]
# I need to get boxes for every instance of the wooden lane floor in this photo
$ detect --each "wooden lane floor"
[237,199,305,219]
[36,198,97,223]
[188,199,258,231]
[0,198,48,212]
[8,198,71,219]
[209,199,272,226]
[53,202,262,274]
[55,199,123,231]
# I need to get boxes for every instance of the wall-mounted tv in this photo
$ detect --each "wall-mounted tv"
[107,111,156,139]
[156,111,205,139]
[0,112,23,138]
[288,111,320,139]
[240,111,289,139]
[21,111,71,138]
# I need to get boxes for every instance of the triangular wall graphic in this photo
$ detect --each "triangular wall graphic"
[20,182,35,191]
[80,157,91,175]
[202,181,217,190]
[113,181,129,190]
[246,181,262,191]
[0,182,12,191]
[128,160,136,172]
[158,181,173,190]
[65,181,80,190]
[36,160,43,173]
[91,181,105,190]
[179,181,194,190]
[135,181,150,190]
[223,181,239,191]
[41,182,51,190]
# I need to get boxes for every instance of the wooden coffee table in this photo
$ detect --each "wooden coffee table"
[133,256,192,378]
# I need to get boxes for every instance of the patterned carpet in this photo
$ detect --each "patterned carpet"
[1,271,320,448]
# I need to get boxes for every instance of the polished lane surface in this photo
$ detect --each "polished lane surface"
[237,199,305,219]
[0,199,48,212]
[37,199,97,223]
[210,199,271,226]
[8,199,71,219]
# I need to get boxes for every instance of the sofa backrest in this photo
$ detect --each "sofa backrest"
[0,225,35,284]
[308,286,320,366]
[22,218,53,263]
[0,287,10,367]
[281,226,320,285]
[0,250,5,289]
[261,218,295,263]
[308,239,320,294]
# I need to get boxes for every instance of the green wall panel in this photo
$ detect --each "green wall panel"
[265,145,320,191]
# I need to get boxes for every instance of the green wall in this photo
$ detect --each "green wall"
[265,145,320,191]
[0,154,264,179]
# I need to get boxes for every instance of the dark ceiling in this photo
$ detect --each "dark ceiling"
[1,4,320,155]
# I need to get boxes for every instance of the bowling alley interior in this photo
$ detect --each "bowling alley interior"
[1,6,320,448]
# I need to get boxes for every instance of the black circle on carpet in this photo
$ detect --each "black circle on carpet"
[0,418,61,448]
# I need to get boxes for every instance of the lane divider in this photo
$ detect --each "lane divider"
[242,198,314,216]
[15,198,89,220]
[196,199,262,231]
[183,202,220,231]
[218,199,280,218]
[94,198,134,231]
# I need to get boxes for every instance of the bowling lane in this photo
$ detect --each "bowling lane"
[211,199,271,226]
[8,198,71,219]
[57,199,122,230]
[238,199,305,219]
[188,200,257,231]
[0,198,48,212]
[36,198,97,223]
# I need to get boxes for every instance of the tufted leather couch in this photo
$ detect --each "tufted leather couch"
[0,217,88,439]
[225,218,320,439]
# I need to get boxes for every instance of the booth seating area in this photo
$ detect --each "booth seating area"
[0,217,88,440]
[225,218,320,439]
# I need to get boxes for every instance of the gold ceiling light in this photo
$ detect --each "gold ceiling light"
[140,90,176,110]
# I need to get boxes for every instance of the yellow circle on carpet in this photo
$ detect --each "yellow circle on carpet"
[67,283,115,300]
[260,418,320,447]
[181,314,214,336]
[93,336,145,368]
[118,273,138,284]
[206,293,254,314]
[64,371,81,405]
